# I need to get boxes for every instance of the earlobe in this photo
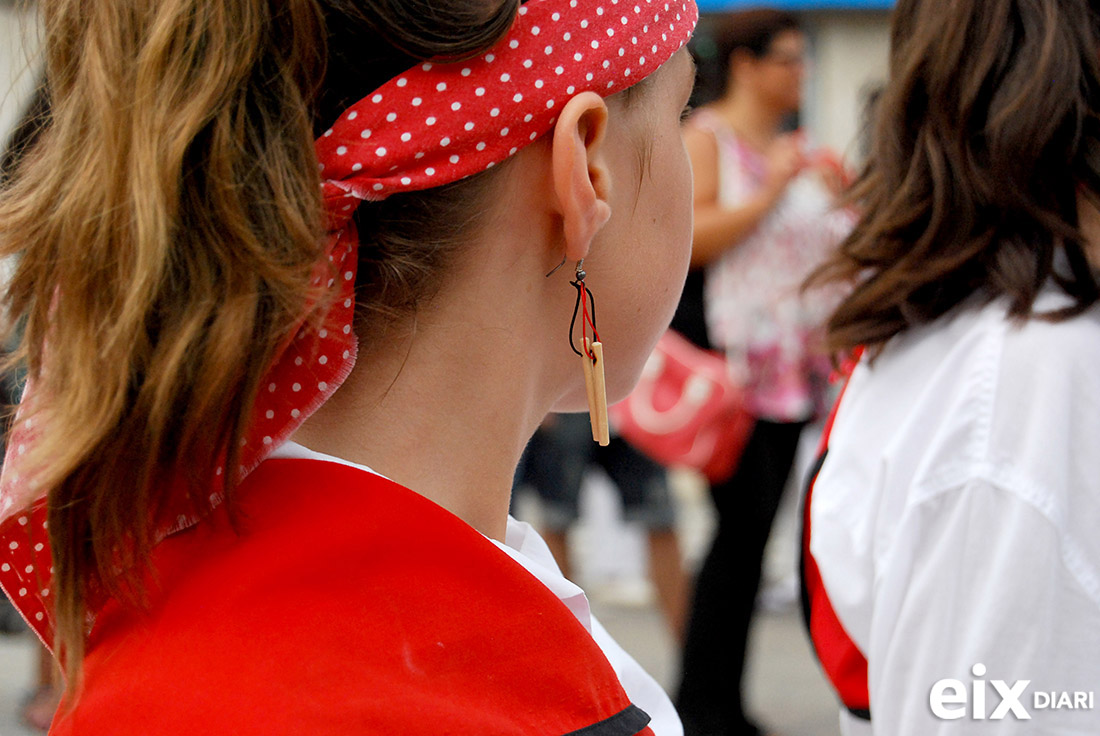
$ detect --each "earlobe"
[551,92,613,262]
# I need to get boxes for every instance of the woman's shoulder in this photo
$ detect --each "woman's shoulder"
[951,290,1100,446]
[52,458,648,736]
[984,296,1100,492]
[831,294,1100,489]
[684,106,724,133]
[820,296,1100,577]
[998,290,1100,369]
[845,294,1100,513]
[683,108,741,153]
[869,289,1100,405]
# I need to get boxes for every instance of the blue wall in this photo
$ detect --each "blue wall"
[697,0,892,10]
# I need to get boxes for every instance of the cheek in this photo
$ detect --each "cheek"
[771,69,802,105]
[652,134,694,275]
[603,129,693,402]
[627,145,692,304]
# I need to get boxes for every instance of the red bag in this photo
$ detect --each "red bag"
[610,330,754,484]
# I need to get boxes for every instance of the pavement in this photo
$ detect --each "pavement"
[0,631,39,736]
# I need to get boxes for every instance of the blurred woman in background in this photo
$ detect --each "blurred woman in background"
[676,10,851,736]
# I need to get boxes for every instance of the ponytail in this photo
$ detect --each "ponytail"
[0,0,327,690]
[2,0,522,699]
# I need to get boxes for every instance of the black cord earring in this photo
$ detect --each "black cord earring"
[568,260,609,445]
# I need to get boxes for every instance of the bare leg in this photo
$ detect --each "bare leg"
[646,528,688,643]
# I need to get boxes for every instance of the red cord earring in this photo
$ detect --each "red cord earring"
[569,260,609,445]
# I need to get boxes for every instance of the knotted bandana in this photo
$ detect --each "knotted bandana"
[0,0,698,646]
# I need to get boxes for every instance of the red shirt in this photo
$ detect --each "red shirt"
[52,459,653,735]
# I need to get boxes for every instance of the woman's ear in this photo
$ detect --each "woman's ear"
[551,92,613,262]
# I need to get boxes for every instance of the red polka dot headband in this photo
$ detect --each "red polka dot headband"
[317,0,698,206]
[0,0,698,645]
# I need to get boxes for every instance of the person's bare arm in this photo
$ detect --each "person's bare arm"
[687,126,801,268]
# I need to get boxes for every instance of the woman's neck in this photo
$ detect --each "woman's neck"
[710,93,786,151]
[290,270,562,542]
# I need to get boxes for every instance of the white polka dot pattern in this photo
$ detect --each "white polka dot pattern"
[0,0,697,649]
[0,223,361,645]
[316,0,697,203]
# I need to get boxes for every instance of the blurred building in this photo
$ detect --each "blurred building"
[697,0,892,162]
[1,2,39,146]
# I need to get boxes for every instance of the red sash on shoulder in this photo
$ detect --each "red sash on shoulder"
[799,373,871,721]
[50,459,654,736]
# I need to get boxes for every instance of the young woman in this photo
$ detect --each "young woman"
[0,0,698,733]
[676,11,850,736]
[804,0,1100,734]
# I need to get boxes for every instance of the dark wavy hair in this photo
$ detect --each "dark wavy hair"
[813,0,1100,355]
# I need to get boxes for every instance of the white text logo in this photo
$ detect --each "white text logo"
[929,664,1095,720]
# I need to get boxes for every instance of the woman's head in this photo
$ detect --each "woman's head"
[693,9,802,110]
[816,0,1100,355]
[0,0,696,693]
[307,0,697,418]
[544,50,697,410]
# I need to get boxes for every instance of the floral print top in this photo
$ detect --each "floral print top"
[693,110,853,422]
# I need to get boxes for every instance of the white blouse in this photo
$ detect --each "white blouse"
[270,441,682,736]
[812,292,1100,735]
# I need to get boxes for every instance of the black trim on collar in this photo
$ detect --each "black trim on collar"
[563,705,652,735]
[798,447,874,724]
[799,447,829,635]
[848,707,872,721]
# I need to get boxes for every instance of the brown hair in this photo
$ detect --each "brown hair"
[813,0,1100,355]
[0,0,518,693]
[689,8,800,103]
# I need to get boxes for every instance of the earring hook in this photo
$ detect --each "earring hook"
[545,255,567,278]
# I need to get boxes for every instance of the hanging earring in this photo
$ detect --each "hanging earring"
[567,260,609,446]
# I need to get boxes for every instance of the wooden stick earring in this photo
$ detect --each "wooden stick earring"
[568,260,609,446]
